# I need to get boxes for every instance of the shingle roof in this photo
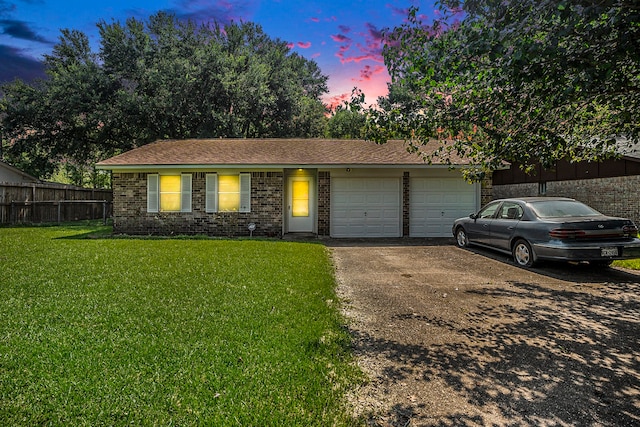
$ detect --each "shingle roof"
[96,138,471,168]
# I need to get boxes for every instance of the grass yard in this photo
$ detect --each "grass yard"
[613,259,640,269]
[0,224,362,426]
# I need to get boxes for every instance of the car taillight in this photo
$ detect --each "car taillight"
[549,229,587,239]
[623,225,638,237]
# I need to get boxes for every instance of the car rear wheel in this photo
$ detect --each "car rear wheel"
[513,239,536,268]
[455,227,469,248]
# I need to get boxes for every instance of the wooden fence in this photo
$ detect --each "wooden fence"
[0,182,113,224]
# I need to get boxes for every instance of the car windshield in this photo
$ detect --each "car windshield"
[529,200,601,218]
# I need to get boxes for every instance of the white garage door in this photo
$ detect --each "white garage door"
[332,178,401,237]
[410,178,478,237]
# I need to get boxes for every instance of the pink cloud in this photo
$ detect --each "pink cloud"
[286,42,295,49]
[387,4,410,17]
[365,22,383,42]
[312,52,321,58]
[324,92,351,111]
[338,25,351,33]
[297,41,312,48]
[330,34,351,43]
[337,52,383,64]
[358,65,386,81]
[331,22,385,65]
[310,17,320,22]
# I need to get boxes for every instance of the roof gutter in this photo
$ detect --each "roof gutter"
[96,163,474,171]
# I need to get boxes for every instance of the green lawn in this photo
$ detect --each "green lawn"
[0,224,362,426]
[613,259,640,269]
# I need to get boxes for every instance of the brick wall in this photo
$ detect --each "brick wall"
[403,172,410,236]
[317,171,330,236]
[112,171,284,237]
[493,175,640,225]
[481,174,493,207]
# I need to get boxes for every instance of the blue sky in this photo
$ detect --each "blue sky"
[0,0,436,107]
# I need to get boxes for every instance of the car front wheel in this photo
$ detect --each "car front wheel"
[455,227,469,248]
[513,239,536,268]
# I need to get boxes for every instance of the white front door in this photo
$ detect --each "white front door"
[287,176,314,232]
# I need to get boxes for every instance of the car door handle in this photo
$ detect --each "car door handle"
[508,226,515,230]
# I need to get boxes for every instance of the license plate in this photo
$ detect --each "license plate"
[601,247,618,257]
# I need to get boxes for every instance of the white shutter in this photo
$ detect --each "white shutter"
[239,173,251,213]
[205,173,217,213]
[181,174,192,212]
[147,174,159,213]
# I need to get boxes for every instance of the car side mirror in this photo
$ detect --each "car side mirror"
[469,213,477,219]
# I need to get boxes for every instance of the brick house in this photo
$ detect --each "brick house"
[97,138,489,238]
[492,147,640,225]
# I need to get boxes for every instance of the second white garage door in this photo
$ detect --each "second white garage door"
[410,178,478,237]
[331,178,401,237]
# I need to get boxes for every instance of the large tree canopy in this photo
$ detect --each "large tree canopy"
[0,13,329,186]
[370,0,640,178]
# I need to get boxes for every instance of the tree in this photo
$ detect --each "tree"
[326,88,367,139]
[1,13,330,185]
[1,29,122,186]
[370,0,640,178]
[97,14,329,139]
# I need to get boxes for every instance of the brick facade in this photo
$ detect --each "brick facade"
[403,172,410,236]
[317,171,331,236]
[112,168,486,237]
[112,171,284,237]
[481,174,493,207]
[493,175,640,226]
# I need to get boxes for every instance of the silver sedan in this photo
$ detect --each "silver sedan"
[452,197,640,268]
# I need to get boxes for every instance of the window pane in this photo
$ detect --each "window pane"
[218,175,240,212]
[219,175,239,193]
[161,193,181,211]
[160,175,181,212]
[161,175,181,192]
[531,200,600,218]
[479,202,500,219]
[219,193,240,211]
[292,180,309,217]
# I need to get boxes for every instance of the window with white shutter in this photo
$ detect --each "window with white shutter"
[205,174,217,213]
[148,174,192,212]
[180,174,192,213]
[239,173,251,213]
[205,173,251,213]
[147,174,159,213]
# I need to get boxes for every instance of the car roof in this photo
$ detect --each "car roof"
[494,197,576,204]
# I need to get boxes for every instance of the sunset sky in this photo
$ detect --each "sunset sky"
[0,0,437,108]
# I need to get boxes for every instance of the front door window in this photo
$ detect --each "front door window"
[292,180,310,217]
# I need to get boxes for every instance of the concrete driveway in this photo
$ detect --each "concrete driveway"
[327,238,640,426]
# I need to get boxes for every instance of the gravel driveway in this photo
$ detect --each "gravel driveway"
[328,239,640,427]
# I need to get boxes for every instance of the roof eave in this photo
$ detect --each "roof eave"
[96,163,472,171]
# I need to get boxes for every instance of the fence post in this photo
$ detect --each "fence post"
[102,200,107,225]
[10,201,14,224]
[57,201,62,224]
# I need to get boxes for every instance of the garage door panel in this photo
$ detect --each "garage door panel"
[365,194,383,204]
[411,178,477,237]
[332,177,401,238]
